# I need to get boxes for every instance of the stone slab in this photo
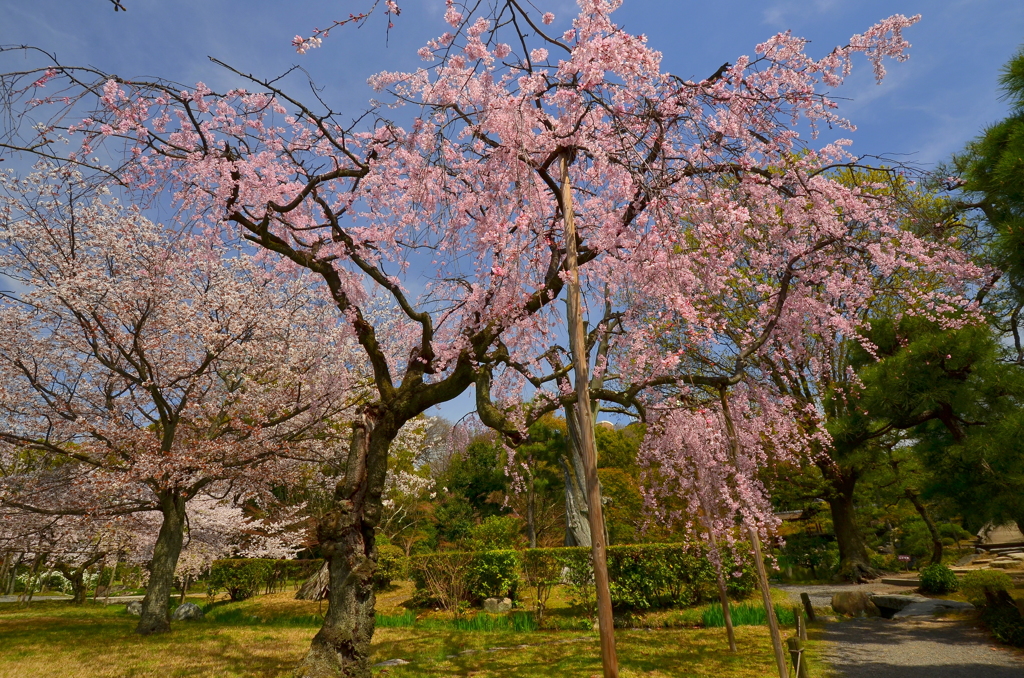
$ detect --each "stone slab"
[879,577,920,587]
[892,599,974,618]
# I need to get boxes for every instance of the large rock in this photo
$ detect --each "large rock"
[483,597,512,614]
[125,600,142,616]
[171,602,205,621]
[831,591,880,617]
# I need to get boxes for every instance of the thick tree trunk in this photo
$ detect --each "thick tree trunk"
[295,414,393,678]
[526,472,537,549]
[136,491,187,634]
[562,407,593,547]
[905,489,944,566]
[57,553,104,605]
[826,472,876,582]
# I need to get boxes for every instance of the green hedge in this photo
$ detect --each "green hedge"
[208,559,322,601]
[375,545,407,590]
[409,550,520,602]
[411,543,755,613]
[208,559,274,601]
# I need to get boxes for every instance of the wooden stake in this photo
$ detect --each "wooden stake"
[749,527,789,678]
[562,152,619,678]
[800,592,816,623]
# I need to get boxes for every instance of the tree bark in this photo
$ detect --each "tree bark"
[104,558,118,605]
[56,552,104,605]
[905,489,944,566]
[526,471,537,549]
[295,413,392,678]
[4,552,21,595]
[136,491,187,634]
[826,471,876,582]
[562,406,593,548]
[21,552,46,604]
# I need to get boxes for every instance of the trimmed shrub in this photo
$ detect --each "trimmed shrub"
[409,551,475,616]
[468,549,520,600]
[411,543,755,615]
[375,544,407,590]
[467,516,525,551]
[962,569,1013,606]
[918,563,959,594]
[209,558,321,599]
[208,559,274,601]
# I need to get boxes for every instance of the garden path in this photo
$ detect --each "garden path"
[822,616,1023,677]
[777,584,1024,676]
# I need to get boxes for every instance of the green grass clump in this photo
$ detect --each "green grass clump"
[702,603,794,628]
[376,610,418,628]
[961,570,1013,606]
[448,612,538,633]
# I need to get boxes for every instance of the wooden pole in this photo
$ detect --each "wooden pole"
[696,471,737,652]
[716,386,786,678]
[749,527,789,678]
[710,544,738,653]
[562,152,619,678]
[787,636,810,678]
[800,592,816,623]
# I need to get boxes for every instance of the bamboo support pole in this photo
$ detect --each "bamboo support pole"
[562,152,619,678]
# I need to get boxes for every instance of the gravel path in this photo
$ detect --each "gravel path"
[822,617,1024,678]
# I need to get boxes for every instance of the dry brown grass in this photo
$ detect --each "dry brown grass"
[0,590,820,677]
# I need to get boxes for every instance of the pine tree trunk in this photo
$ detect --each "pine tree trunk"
[827,473,876,582]
[295,414,392,678]
[136,491,187,634]
[905,489,944,565]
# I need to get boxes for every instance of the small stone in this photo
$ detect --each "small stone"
[483,597,512,614]
[171,602,204,621]
[125,601,142,616]
[373,659,410,667]
[831,591,880,617]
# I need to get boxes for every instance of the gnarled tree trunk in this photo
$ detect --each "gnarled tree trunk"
[295,413,393,678]
[137,491,187,634]
[905,489,944,566]
[56,552,104,605]
[562,406,593,547]
[825,470,876,582]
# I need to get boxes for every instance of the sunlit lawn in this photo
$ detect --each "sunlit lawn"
[0,589,823,677]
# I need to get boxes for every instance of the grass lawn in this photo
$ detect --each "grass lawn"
[0,589,823,677]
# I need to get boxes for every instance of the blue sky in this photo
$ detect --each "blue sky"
[3,0,1023,421]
